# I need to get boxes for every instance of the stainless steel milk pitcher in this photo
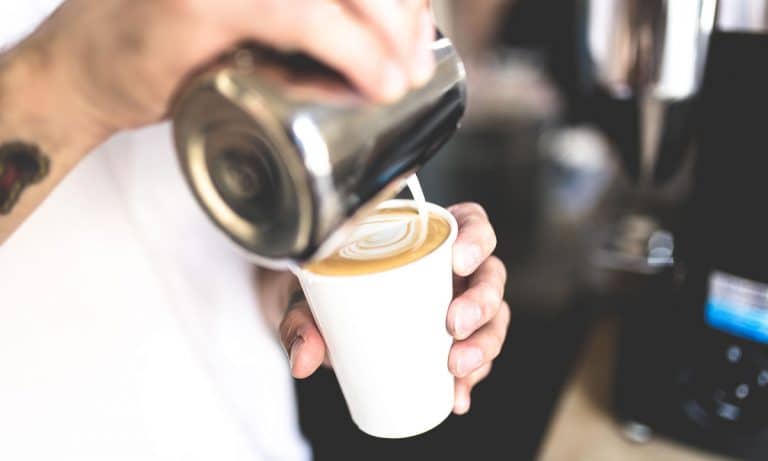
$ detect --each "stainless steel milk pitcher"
[173,34,466,269]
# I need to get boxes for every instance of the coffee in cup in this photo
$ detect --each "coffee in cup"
[305,207,451,276]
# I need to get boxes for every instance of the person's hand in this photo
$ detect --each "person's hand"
[0,1,435,242]
[13,0,436,138]
[443,203,509,413]
[280,202,510,415]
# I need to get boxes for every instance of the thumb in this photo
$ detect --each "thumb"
[279,301,328,379]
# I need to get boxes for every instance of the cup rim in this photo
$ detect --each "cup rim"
[299,199,458,279]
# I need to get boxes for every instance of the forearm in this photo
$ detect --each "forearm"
[1,0,435,245]
[0,42,109,243]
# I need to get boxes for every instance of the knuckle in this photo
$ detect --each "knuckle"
[475,223,497,253]
[488,256,507,283]
[465,202,489,220]
[486,312,511,358]
[489,331,505,358]
[475,283,501,316]
[460,286,489,316]
[457,215,482,231]
[451,202,486,219]
[487,229,498,254]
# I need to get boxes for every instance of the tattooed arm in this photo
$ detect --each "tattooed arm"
[0,0,436,244]
[0,46,108,241]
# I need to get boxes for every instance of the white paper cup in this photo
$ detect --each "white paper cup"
[296,199,458,439]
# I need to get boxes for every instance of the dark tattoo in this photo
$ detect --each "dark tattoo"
[0,141,49,214]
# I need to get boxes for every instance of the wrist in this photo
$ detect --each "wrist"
[0,43,112,160]
[0,44,114,241]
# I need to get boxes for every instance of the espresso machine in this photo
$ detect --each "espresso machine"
[577,0,768,457]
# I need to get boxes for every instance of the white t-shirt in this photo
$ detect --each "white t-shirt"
[0,3,310,460]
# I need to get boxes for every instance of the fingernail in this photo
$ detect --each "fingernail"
[453,304,482,338]
[456,348,483,377]
[288,337,304,371]
[381,62,408,102]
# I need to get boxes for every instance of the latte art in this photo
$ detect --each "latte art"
[338,211,426,261]
[306,207,451,276]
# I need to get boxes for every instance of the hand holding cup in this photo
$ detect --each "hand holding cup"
[280,201,509,429]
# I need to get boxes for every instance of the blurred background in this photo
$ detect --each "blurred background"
[295,1,768,459]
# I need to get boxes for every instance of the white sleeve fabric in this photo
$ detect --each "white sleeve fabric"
[0,4,311,458]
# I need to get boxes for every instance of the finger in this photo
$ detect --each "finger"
[453,363,492,415]
[449,203,497,276]
[345,0,435,86]
[448,300,510,378]
[279,301,328,379]
[411,5,436,86]
[279,2,409,102]
[447,256,507,339]
[343,0,414,57]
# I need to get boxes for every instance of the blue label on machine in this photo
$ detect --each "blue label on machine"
[705,272,768,344]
